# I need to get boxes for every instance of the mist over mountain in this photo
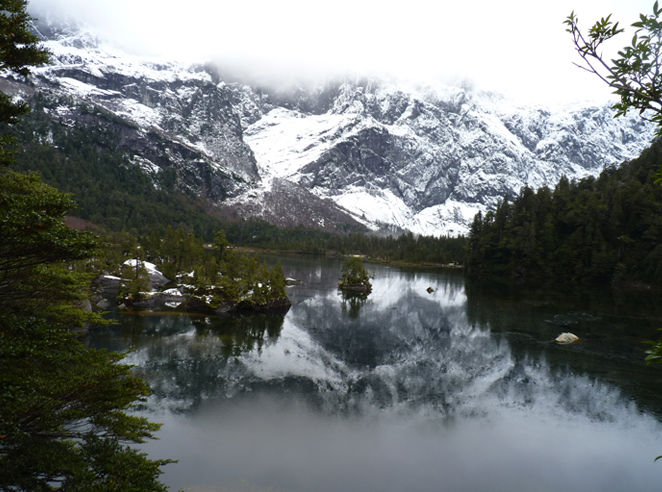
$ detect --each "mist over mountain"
[3,17,656,236]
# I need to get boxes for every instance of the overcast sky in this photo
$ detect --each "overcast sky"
[28,0,654,104]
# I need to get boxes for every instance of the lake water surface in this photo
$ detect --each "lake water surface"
[87,255,662,491]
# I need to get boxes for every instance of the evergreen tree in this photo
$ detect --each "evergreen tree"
[466,138,662,285]
[0,2,173,489]
[338,257,373,293]
[0,0,49,167]
[214,229,230,262]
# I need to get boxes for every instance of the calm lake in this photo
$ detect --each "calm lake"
[86,255,662,492]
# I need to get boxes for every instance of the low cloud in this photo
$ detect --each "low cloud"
[27,0,645,103]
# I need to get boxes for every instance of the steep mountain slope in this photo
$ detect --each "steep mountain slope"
[26,21,260,202]
[4,19,656,236]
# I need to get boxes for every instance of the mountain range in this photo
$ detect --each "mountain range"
[2,18,656,236]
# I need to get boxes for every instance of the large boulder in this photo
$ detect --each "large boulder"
[97,274,121,293]
[122,259,171,287]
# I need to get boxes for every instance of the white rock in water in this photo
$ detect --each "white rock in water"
[555,332,580,344]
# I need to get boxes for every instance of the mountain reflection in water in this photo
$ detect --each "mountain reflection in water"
[87,256,662,492]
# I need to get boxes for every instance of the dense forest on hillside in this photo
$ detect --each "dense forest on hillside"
[9,94,228,238]
[466,139,662,286]
[14,90,662,280]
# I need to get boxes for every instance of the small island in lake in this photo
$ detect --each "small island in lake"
[97,228,291,315]
[338,256,373,294]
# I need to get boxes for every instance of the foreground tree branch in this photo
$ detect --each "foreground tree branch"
[565,2,662,131]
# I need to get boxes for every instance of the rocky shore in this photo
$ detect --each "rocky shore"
[95,260,291,315]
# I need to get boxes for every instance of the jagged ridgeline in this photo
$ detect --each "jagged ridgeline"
[466,139,662,285]
[8,15,654,265]
[5,91,370,241]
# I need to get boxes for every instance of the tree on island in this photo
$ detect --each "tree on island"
[338,256,373,294]
[0,2,173,489]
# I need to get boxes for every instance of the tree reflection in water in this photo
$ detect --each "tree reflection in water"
[101,311,287,413]
[192,313,286,358]
[339,290,369,319]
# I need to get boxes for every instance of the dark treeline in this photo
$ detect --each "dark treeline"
[225,221,466,265]
[466,139,662,286]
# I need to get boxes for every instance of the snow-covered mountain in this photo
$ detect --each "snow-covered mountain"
[5,19,656,236]
[237,82,654,235]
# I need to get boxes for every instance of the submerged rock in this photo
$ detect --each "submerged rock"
[547,311,599,327]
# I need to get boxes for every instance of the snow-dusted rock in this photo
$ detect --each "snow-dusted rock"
[122,259,170,287]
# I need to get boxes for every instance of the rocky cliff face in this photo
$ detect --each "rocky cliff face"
[24,19,262,202]
[6,19,656,235]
